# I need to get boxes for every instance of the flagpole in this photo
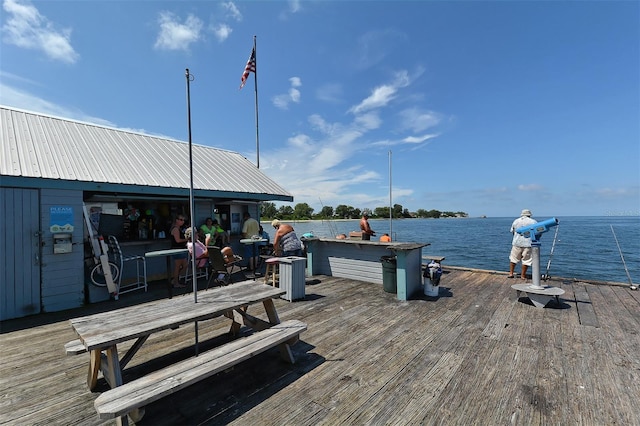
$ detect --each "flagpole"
[185,68,199,356]
[389,150,393,239]
[253,35,260,168]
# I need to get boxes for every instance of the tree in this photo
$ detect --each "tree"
[393,204,403,218]
[335,204,352,219]
[293,203,314,220]
[277,205,294,219]
[317,206,334,218]
[374,206,390,218]
[260,202,277,219]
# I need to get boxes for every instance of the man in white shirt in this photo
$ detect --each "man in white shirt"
[508,209,537,279]
[241,212,260,271]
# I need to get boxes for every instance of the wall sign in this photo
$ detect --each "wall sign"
[50,206,74,233]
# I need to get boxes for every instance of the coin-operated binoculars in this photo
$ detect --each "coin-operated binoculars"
[516,218,559,289]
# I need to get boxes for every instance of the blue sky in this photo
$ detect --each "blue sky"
[1,0,638,218]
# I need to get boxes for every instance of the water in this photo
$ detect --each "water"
[270,216,640,285]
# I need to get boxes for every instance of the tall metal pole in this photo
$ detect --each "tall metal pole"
[253,36,260,168]
[185,68,199,355]
[185,68,197,304]
[389,150,392,239]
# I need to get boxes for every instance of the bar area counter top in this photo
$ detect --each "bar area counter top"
[303,237,428,300]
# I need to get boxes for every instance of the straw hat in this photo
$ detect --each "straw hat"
[521,209,532,217]
[271,219,281,228]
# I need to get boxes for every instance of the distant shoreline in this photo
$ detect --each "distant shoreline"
[260,217,474,224]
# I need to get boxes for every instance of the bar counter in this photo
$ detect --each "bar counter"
[119,239,172,282]
[303,237,428,300]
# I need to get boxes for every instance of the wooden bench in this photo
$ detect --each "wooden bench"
[64,339,86,356]
[93,319,306,422]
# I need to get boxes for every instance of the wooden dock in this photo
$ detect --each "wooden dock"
[1,269,639,425]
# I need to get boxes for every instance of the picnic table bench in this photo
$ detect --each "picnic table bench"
[67,280,306,426]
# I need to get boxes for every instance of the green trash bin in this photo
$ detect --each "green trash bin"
[380,256,397,293]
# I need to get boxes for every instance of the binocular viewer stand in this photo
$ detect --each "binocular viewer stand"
[511,242,565,308]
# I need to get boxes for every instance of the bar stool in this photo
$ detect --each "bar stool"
[107,235,147,295]
[264,257,281,287]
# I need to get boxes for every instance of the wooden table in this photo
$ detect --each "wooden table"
[240,238,267,279]
[70,281,299,424]
[144,248,188,298]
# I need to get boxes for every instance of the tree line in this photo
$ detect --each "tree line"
[260,202,467,220]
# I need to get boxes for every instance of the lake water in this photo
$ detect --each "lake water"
[267,216,640,285]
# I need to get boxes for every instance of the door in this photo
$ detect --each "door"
[0,188,41,320]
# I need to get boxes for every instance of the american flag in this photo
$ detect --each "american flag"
[240,47,256,89]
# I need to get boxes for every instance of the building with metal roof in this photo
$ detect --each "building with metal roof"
[1,105,293,319]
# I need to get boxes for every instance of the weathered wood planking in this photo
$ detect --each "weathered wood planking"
[94,320,307,419]
[70,281,285,351]
[572,282,600,327]
[0,271,638,425]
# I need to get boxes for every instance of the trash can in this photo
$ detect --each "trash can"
[380,256,397,293]
[423,260,442,297]
[279,256,306,301]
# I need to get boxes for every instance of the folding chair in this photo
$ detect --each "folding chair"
[207,246,243,288]
[107,235,147,295]
[181,252,209,285]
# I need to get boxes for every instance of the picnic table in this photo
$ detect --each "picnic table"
[67,280,306,425]
[240,238,267,279]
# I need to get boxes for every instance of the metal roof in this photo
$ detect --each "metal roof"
[0,106,292,201]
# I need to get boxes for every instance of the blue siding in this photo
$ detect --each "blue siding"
[40,189,84,313]
[0,188,41,320]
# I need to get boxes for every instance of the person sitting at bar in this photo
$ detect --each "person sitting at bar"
[184,227,210,268]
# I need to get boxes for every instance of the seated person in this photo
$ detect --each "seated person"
[201,218,227,248]
[379,233,391,242]
[184,227,210,268]
[221,246,241,264]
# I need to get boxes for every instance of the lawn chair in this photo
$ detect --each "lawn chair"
[207,246,243,288]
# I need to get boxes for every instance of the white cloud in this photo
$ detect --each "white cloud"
[288,0,301,13]
[1,0,79,64]
[370,133,438,147]
[349,70,410,115]
[0,81,114,126]
[398,107,442,133]
[272,77,302,110]
[518,184,543,191]
[279,0,302,20]
[212,23,232,42]
[353,29,407,70]
[154,12,202,51]
[316,83,343,103]
[221,2,242,21]
[354,112,381,131]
